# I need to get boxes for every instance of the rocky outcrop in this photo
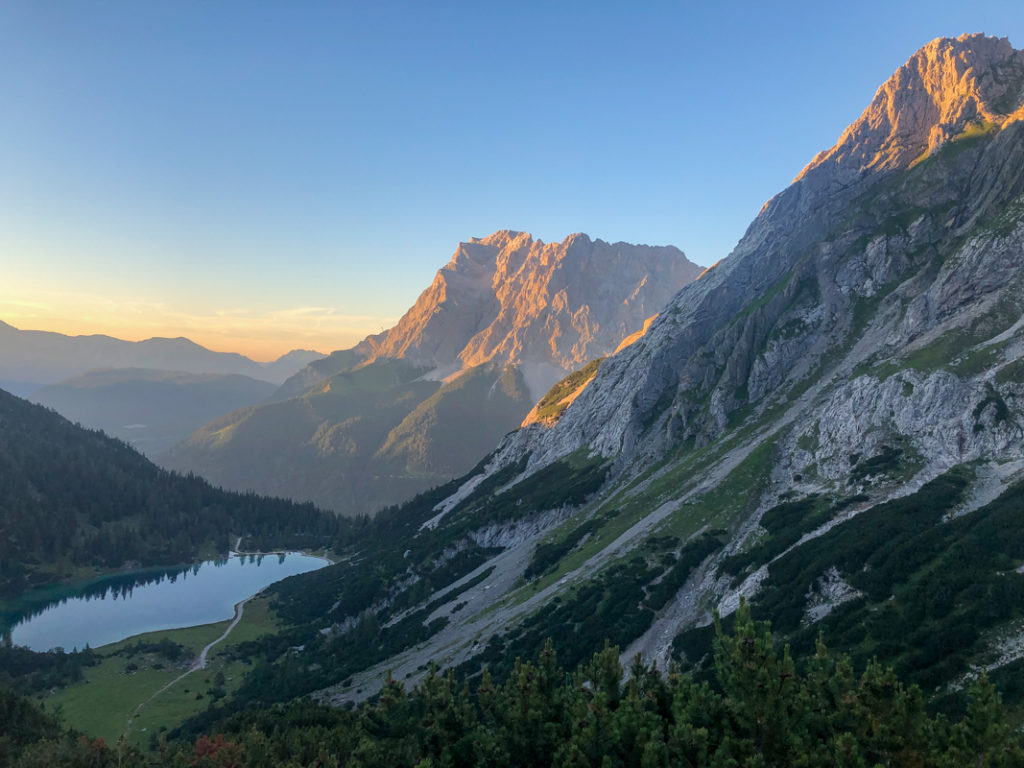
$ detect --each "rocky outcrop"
[797,34,1024,189]
[804,567,863,623]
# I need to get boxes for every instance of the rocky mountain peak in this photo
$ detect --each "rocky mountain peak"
[468,229,529,247]
[361,231,703,397]
[797,34,1024,188]
[562,232,593,247]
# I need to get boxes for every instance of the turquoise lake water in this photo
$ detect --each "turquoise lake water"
[8,552,327,651]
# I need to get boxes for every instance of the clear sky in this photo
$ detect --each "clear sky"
[2,1,1022,360]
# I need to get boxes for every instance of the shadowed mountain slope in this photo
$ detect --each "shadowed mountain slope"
[30,369,276,456]
[0,388,343,599]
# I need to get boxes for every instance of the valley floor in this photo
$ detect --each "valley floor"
[40,594,283,748]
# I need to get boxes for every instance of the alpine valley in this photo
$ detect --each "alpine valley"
[6,32,1024,768]
[162,231,701,516]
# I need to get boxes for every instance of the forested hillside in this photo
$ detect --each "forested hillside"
[4,607,1023,767]
[0,388,345,597]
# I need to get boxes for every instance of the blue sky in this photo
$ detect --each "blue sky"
[2,1,1022,358]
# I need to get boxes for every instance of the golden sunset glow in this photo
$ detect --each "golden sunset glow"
[0,290,394,360]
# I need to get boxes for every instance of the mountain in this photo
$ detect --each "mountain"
[0,321,323,393]
[0,387,343,599]
[213,35,1024,713]
[163,232,702,516]
[257,348,325,384]
[272,347,367,400]
[276,231,701,399]
[356,231,700,396]
[30,369,277,456]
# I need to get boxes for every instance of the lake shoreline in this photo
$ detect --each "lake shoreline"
[5,550,330,652]
[1,544,335,632]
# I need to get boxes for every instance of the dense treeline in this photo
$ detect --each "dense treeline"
[4,605,1023,767]
[0,389,347,596]
[470,555,660,682]
[0,646,99,695]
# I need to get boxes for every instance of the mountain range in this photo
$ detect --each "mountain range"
[162,231,703,516]
[29,369,278,456]
[0,320,323,396]
[6,31,1024,760]
[209,34,1024,714]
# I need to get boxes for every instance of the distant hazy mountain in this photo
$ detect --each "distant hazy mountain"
[0,321,323,393]
[165,232,703,515]
[31,368,277,456]
[259,349,326,384]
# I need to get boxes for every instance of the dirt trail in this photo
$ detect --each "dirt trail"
[123,595,252,735]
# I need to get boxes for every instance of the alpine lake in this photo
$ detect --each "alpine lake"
[3,551,328,651]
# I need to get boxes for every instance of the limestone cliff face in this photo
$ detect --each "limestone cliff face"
[356,230,702,397]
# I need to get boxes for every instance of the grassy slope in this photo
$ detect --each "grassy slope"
[528,358,604,423]
[376,363,533,477]
[45,595,281,748]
